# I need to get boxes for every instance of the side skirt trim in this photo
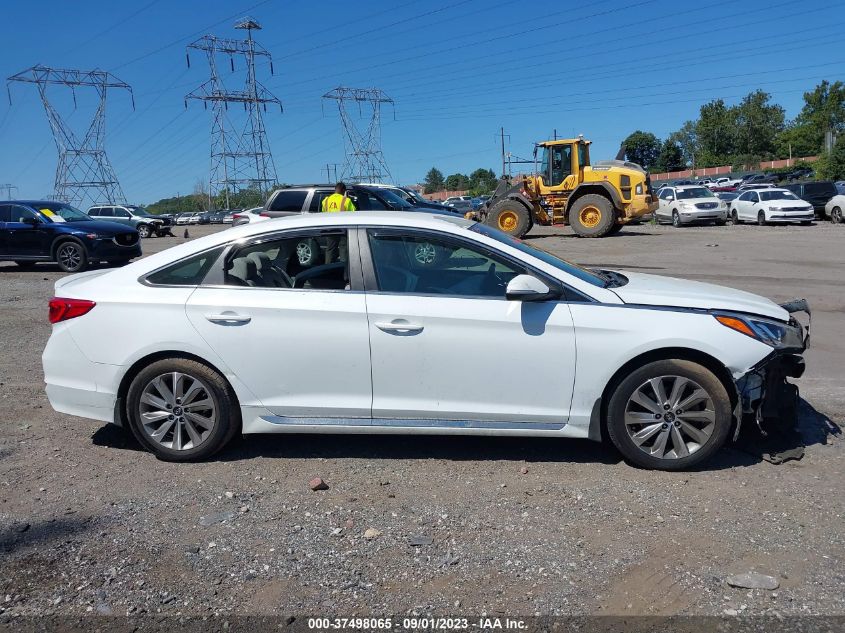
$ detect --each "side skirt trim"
[260,416,566,431]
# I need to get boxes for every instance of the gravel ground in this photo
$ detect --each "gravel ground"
[0,221,842,620]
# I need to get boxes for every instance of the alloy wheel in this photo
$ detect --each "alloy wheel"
[623,375,716,460]
[138,372,216,451]
[137,224,151,238]
[57,243,82,271]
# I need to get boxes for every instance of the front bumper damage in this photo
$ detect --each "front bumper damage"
[732,299,810,456]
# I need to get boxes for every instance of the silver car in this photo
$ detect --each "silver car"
[655,186,728,227]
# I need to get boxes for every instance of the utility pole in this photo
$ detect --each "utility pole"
[6,65,133,208]
[499,127,511,178]
[186,17,282,209]
[322,87,394,183]
[0,183,18,200]
[322,163,339,183]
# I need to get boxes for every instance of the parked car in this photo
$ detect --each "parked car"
[357,183,455,212]
[443,195,473,205]
[444,199,474,212]
[782,168,814,182]
[728,188,814,225]
[222,211,235,224]
[42,211,808,470]
[263,184,460,219]
[715,191,739,206]
[87,204,170,238]
[742,173,779,185]
[835,181,845,195]
[823,194,845,224]
[231,207,265,227]
[0,200,140,272]
[655,186,728,226]
[737,183,777,192]
[174,213,193,225]
[781,181,838,219]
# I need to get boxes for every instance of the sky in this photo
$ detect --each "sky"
[0,0,842,205]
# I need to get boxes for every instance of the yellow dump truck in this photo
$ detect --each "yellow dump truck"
[477,136,658,238]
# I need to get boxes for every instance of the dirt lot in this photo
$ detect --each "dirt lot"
[0,221,843,620]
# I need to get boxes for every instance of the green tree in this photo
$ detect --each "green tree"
[668,120,698,168]
[423,167,445,193]
[654,139,686,173]
[621,130,661,169]
[696,99,737,167]
[468,168,497,195]
[734,90,785,158]
[445,173,470,190]
[815,136,845,180]
[777,80,845,157]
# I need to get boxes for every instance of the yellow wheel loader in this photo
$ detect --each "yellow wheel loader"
[476,136,658,238]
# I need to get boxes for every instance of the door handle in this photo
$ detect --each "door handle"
[375,319,424,334]
[206,312,251,325]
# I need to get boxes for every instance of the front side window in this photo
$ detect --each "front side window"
[660,189,674,200]
[225,230,350,290]
[749,192,760,203]
[269,190,308,212]
[367,230,523,298]
[348,190,387,211]
[113,208,131,218]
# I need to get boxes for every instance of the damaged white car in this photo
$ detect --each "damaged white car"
[42,212,808,470]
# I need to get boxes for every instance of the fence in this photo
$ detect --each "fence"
[649,156,819,181]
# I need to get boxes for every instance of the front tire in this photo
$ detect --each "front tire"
[757,211,767,226]
[831,207,842,224]
[568,194,616,237]
[137,224,152,238]
[126,358,240,462]
[605,359,732,470]
[55,241,88,273]
[484,199,532,238]
[672,210,682,227]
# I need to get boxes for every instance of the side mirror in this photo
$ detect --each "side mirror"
[23,216,40,226]
[506,274,556,302]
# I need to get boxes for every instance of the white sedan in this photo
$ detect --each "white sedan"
[824,194,845,224]
[655,185,728,226]
[729,188,815,225]
[42,212,808,470]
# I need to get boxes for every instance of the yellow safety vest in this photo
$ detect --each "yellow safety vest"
[321,193,356,212]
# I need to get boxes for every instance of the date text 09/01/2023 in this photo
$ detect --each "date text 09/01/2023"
[307,617,528,630]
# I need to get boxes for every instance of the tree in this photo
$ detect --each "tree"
[734,90,785,158]
[423,167,445,193]
[777,80,845,157]
[445,173,470,191]
[621,130,660,169]
[815,136,845,180]
[696,99,738,167]
[468,168,497,195]
[654,139,686,173]
[668,120,698,168]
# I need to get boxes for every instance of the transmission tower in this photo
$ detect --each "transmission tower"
[186,18,282,209]
[322,87,394,183]
[6,65,133,208]
[0,184,18,200]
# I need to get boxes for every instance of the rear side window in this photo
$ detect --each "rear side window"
[269,190,308,212]
[145,247,224,286]
[0,205,10,222]
[99,208,115,217]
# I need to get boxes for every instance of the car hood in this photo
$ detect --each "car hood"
[63,219,138,235]
[609,271,788,321]
[766,200,812,209]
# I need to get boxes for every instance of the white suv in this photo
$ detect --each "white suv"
[655,186,728,226]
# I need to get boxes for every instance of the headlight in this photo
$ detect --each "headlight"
[768,206,780,212]
[679,201,692,208]
[714,313,802,349]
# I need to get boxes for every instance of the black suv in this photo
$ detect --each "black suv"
[0,200,141,272]
[263,184,462,218]
[782,181,838,219]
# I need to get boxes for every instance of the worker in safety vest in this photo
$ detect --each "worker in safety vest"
[321,182,357,212]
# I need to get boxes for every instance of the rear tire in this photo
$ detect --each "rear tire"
[126,358,240,462]
[605,359,732,471]
[831,207,842,224]
[568,194,616,237]
[484,199,532,238]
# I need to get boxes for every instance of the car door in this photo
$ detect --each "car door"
[3,204,49,257]
[734,191,751,220]
[361,227,577,424]
[185,228,373,418]
[657,188,674,220]
[111,207,133,227]
[740,191,760,221]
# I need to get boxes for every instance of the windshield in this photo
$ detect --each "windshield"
[375,188,413,209]
[127,205,152,217]
[35,203,91,222]
[677,187,714,199]
[469,222,606,287]
[759,190,799,201]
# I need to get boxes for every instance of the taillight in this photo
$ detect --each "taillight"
[49,297,96,324]
[259,212,270,217]
[233,213,244,219]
